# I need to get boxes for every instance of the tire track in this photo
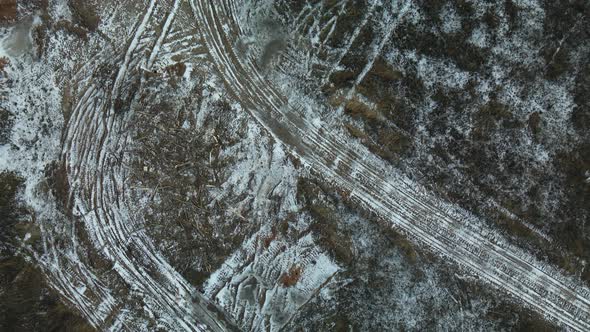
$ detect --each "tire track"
[190,0,590,330]
[60,1,239,330]
[146,0,180,69]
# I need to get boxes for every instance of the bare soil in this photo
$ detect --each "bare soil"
[0,0,16,23]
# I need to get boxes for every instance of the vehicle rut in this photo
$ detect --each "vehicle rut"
[190,0,590,330]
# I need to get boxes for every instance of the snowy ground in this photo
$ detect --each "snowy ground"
[1,0,589,331]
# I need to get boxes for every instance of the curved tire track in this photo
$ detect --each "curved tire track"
[60,1,239,330]
[190,0,590,330]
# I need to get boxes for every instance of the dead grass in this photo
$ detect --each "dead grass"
[344,123,367,140]
[43,161,71,214]
[527,111,541,140]
[368,56,403,82]
[297,178,354,265]
[54,20,89,40]
[261,228,277,249]
[0,171,25,242]
[0,0,16,23]
[280,265,302,287]
[382,227,417,264]
[68,0,100,32]
[0,255,95,331]
[472,100,519,141]
[329,70,356,87]
[343,98,380,122]
[125,82,261,287]
[0,107,12,145]
[165,62,186,77]
[0,170,93,331]
[496,215,533,239]
[375,128,411,161]
[0,57,8,74]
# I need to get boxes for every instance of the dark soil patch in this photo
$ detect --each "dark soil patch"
[0,171,94,331]
[0,0,16,23]
[0,108,13,145]
[68,0,100,32]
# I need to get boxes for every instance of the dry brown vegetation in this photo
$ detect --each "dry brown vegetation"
[261,228,277,249]
[471,100,521,141]
[165,62,187,77]
[68,0,100,31]
[126,79,259,287]
[280,265,302,287]
[344,98,380,121]
[382,227,418,264]
[0,57,8,74]
[367,56,403,83]
[321,0,590,291]
[0,0,16,23]
[327,53,416,165]
[0,255,95,332]
[0,108,12,145]
[0,171,94,331]
[44,161,72,214]
[297,178,354,265]
[0,171,26,245]
[54,20,90,40]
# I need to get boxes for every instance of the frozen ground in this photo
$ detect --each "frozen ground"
[1,0,589,331]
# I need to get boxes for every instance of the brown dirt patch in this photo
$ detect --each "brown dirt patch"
[0,0,16,23]
[280,265,302,287]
